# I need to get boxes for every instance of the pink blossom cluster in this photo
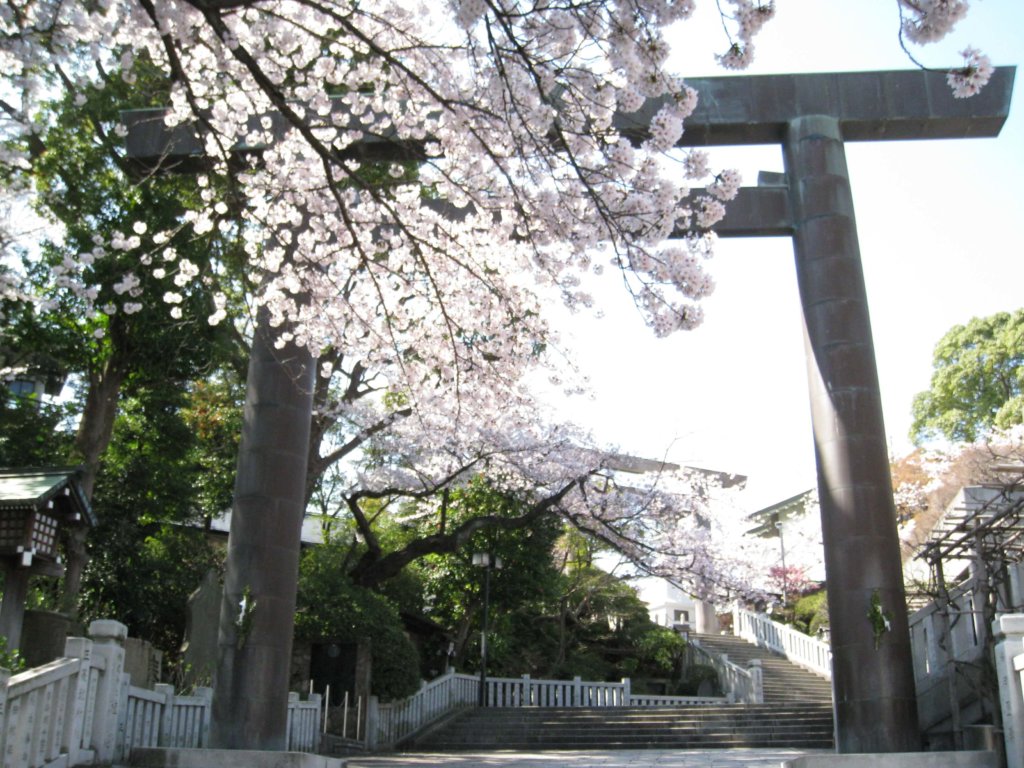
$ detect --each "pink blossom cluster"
[714,1,776,70]
[947,46,993,98]
[897,0,992,94]
[899,0,970,45]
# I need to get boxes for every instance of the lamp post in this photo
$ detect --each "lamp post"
[472,552,502,707]
[775,519,788,606]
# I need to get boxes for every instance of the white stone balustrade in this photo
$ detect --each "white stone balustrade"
[994,614,1024,768]
[369,669,730,749]
[686,642,761,704]
[732,605,832,679]
[0,620,321,768]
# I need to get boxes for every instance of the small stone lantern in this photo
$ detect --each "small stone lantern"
[0,467,95,651]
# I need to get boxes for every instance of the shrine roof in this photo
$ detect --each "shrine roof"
[746,488,817,537]
[0,467,96,525]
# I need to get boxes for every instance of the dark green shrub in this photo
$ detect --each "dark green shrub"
[678,663,719,696]
[296,540,420,701]
[793,589,829,637]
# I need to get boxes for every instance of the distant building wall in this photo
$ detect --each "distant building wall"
[637,577,695,630]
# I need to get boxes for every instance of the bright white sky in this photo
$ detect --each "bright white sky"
[536,1,1024,512]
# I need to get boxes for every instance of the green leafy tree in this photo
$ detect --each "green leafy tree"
[637,627,687,685]
[414,482,565,676]
[74,383,226,653]
[295,536,420,701]
[911,309,1024,444]
[2,61,246,617]
[0,393,76,467]
[405,480,681,684]
[549,565,659,682]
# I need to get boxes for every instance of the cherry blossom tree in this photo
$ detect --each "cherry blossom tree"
[0,0,990,751]
[894,426,1024,557]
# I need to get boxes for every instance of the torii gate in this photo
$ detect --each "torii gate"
[125,65,1015,755]
[639,67,1015,754]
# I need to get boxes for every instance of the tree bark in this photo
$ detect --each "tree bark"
[61,353,128,614]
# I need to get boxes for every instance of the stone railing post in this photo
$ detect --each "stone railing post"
[747,659,764,705]
[62,636,93,764]
[572,676,582,707]
[521,673,530,707]
[0,667,10,756]
[87,620,128,763]
[195,686,213,747]
[994,614,1024,768]
[154,683,175,747]
[621,677,631,706]
[365,694,380,750]
[286,691,299,749]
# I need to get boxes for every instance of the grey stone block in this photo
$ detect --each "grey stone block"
[784,750,997,768]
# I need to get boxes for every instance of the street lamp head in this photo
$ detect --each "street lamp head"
[472,552,503,569]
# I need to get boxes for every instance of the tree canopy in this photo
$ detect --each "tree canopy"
[911,309,1024,445]
[0,1,997,746]
[0,0,993,612]
[0,66,254,667]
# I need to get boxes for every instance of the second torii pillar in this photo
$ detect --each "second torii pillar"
[785,114,917,752]
[633,67,1016,753]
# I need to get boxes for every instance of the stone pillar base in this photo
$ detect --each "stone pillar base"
[130,748,344,768]
[784,750,997,768]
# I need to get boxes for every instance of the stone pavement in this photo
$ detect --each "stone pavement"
[345,748,833,768]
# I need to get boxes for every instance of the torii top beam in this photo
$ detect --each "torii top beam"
[621,66,1014,146]
[123,67,1014,240]
[124,67,1015,165]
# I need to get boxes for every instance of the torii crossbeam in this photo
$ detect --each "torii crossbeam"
[125,66,1015,755]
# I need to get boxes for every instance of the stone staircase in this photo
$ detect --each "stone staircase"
[410,632,834,752]
[690,632,833,705]
[410,703,834,750]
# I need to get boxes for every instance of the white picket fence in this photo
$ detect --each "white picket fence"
[0,620,321,768]
[732,605,833,679]
[368,669,728,748]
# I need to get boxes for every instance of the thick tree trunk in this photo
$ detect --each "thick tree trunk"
[61,356,128,614]
[210,308,315,750]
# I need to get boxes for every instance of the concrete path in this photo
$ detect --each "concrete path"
[346,748,833,768]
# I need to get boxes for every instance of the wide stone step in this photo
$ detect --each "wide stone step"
[447,706,832,724]
[421,735,835,750]
[439,720,835,735]
[412,704,835,751]
[431,722,836,734]
[422,738,835,751]
[690,632,833,705]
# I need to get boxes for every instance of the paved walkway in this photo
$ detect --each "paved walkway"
[346,748,831,768]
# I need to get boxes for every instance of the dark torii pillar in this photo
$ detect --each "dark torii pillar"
[125,66,1015,754]
[619,67,1014,753]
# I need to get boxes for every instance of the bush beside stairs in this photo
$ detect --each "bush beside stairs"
[409,632,834,751]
